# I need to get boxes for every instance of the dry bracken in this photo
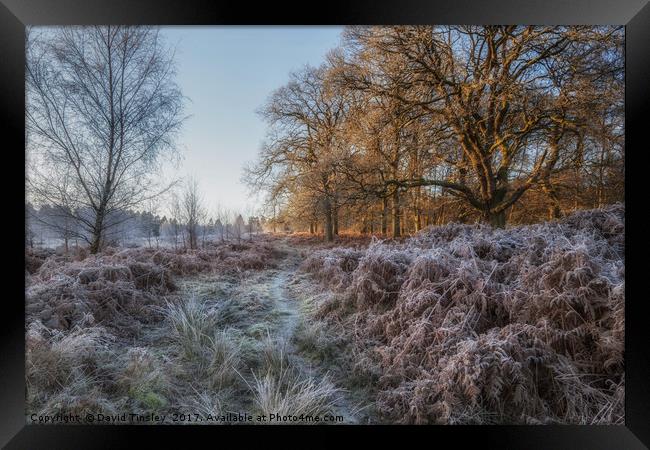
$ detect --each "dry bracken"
[301,204,625,424]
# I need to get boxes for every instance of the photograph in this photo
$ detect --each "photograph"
[24,24,625,426]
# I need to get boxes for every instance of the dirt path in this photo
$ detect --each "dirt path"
[269,252,302,342]
[254,239,363,423]
[172,237,364,423]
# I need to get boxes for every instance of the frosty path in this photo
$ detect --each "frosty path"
[261,239,362,424]
[171,237,364,423]
[268,247,302,342]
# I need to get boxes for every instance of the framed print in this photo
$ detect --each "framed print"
[0,0,648,448]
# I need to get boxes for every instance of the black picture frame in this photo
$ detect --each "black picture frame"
[1,0,647,448]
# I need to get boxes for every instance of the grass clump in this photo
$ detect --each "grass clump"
[205,329,242,389]
[166,295,217,361]
[292,320,340,364]
[251,365,340,422]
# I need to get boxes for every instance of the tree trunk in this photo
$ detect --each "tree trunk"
[89,209,105,254]
[574,136,584,211]
[485,210,506,228]
[323,197,334,242]
[188,224,196,249]
[381,197,388,235]
[309,222,314,234]
[542,180,562,220]
[332,203,339,236]
[413,187,421,232]
[392,189,401,238]
[90,233,102,254]
[438,202,446,225]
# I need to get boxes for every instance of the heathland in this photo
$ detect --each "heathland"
[25,204,624,424]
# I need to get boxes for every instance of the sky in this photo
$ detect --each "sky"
[160,26,344,218]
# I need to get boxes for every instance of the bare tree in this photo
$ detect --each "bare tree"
[246,65,349,241]
[26,26,185,252]
[202,217,214,248]
[180,178,206,250]
[245,205,260,241]
[214,204,227,243]
[164,192,183,250]
[232,212,246,245]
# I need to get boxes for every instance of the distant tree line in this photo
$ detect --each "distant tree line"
[27,201,262,252]
[247,26,624,240]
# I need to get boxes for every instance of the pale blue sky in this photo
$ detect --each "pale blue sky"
[160,26,344,217]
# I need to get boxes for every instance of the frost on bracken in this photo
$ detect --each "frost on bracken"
[301,204,625,424]
[25,240,280,336]
[24,238,284,418]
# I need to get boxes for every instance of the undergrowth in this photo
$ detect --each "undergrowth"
[300,204,625,424]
